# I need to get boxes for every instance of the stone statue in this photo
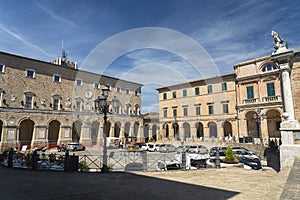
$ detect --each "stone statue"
[271,31,288,54]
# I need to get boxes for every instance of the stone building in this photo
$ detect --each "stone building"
[0,51,143,151]
[234,56,283,145]
[157,74,237,142]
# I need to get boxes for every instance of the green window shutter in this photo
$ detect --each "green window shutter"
[195,87,200,95]
[267,82,275,97]
[246,86,254,99]
[183,89,187,97]
[208,85,212,94]
[163,93,167,100]
[222,82,227,91]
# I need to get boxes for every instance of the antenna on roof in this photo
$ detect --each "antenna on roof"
[61,40,67,61]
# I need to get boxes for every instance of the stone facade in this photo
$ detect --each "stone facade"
[0,52,143,151]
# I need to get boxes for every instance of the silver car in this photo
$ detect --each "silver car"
[188,145,208,154]
[159,144,176,153]
[67,143,86,151]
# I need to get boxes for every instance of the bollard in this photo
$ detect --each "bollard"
[141,151,148,172]
[64,150,69,172]
[181,152,186,170]
[215,149,221,168]
[7,148,13,168]
[31,150,38,170]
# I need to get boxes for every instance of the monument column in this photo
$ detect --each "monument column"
[271,31,300,168]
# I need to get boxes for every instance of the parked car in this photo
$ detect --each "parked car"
[209,146,227,157]
[148,144,160,152]
[140,143,150,151]
[231,146,250,152]
[67,143,86,151]
[176,145,190,153]
[159,144,176,153]
[233,148,261,161]
[188,145,208,154]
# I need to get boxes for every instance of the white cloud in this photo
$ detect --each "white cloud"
[0,24,53,58]
[34,1,77,27]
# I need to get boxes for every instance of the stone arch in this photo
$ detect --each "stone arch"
[104,121,111,138]
[143,124,149,142]
[124,122,130,139]
[208,121,217,138]
[19,119,34,149]
[182,122,191,140]
[266,109,281,138]
[72,121,82,142]
[91,121,100,145]
[152,124,158,141]
[195,122,204,138]
[245,111,259,138]
[172,122,179,140]
[114,121,122,138]
[223,121,232,137]
[48,120,60,148]
[164,123,169,139]
[133,122,139,137]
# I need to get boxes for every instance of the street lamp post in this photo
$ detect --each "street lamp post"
[254,108,266,146]
[94,85,119,173]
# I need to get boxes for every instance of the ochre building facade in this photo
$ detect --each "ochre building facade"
[157,52,300,146]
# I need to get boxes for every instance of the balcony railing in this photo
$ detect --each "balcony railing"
[243,98,258,104]
[243,96,281,104]
[263,95,281,102]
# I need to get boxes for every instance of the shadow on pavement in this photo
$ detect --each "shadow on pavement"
[0,166,239,200]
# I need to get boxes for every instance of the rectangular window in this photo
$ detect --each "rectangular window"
[267,82,275,97]
[163,109,167,118]
[94,82,99,89]
[163,93,167,100]
[116,87,121,93]
[0,64,5,73]
[25,96,33,109]
[223,104,229,114]
[195,106,200,115]
[126,88,130,94]
[208,105,214,114]
[246,86,254,99]
[53,99,59,110]
[195,87,200,95]
[76,101,81,111]
[53,74,61,83]
[76,79,82,86]
[222,82,227,91]
[172,91,176,98]
[183,107,188,116]
[173,109,177,117]
[183,89,187,97]
[26,69,35,78]
[208,85,212,94]
[135,90,139,96]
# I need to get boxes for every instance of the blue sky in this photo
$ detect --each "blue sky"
[1,0,300,113]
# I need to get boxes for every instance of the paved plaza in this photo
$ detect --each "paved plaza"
[0,158,299,200]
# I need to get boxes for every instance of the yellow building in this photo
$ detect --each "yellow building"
[235,56,283,145]
[0,51,143,151]
[157,74,237,142]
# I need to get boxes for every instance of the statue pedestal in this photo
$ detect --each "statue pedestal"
[280,120,300,168]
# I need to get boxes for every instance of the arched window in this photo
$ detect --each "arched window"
[262,64,278,72]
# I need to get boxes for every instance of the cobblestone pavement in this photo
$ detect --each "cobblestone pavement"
[0,163,295,200]
[137,166,292,200]
[280,158,300,200]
